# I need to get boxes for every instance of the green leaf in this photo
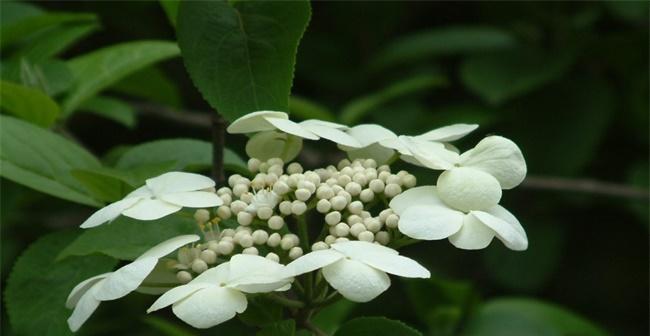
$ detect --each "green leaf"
[313,300,356,334]
[1,12,97,48]
[79,96,137,128]
[71,168,128,202]
[0,80,60,127]
[110,66,182,108]
[59,215,197,261]
[0,115,102,206]
[460,48,575,105]
[257,319,296,336]
[238,296,284,327]
[462,298,609,336]
[19,59,74,97]
[143,316,197,336]
[604,1,649,24]
[370,26,516,70]
[340,74,447,124]
[116,138,247,174]
[177,0,311,121]
[12,23,99,63]
[160,0,180,28]
[334,317,422,336]
[5,231,118,336]
[289,96,336,122]
[1,1,43,27]
[62,40,180,115]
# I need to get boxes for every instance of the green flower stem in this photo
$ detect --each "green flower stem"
[295,215,313,301]
[266,293,305,309]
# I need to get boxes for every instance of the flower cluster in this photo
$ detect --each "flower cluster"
[66,110,528,332]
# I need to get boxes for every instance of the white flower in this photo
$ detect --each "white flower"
[245,189,280,213]
[390,186,528,251]
[147,254,292,329]
[285,241,429,302]
[80,172,223,228]
[66,235,200,331]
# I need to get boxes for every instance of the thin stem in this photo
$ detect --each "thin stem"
[303,319,328,336]
[266,293,305,309]
[211,114,226,186]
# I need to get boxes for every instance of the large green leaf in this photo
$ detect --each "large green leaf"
[110,66,182,108]
[334,317,422,336]
[1,1,43,26]
[177,0,311,121]
[0,80,60,127]
[11,23,99,63]
[62,41,180,115]
[18,59,74,97]
[79,96,137,128]
[160,0,180,28]
[0,115,102,206]
[58,215,197,261]
[5,231,117,336]
[1,11,97,48]
[462,298,609,336]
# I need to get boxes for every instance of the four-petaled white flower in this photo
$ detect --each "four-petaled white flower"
[80,172,223,228]
[66,235,200,331]
[285,241,430,302]
[390,186,528,250]
[147,254,292,328]
[245,189,281,213]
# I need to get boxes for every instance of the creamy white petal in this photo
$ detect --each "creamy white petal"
[80,197,142,228]
[299,119,348,130]
[94,257,158,301]
[265,117,319,140]
[171,286,247,329]
[125,185,153,198]
[416,124,479,142]
[331,240,398,257]
[400,136,458,170]
[389,186,446,215]
[459,136,527,189]
[226,111,288,133]
[67,279,104,332]
[121,199,182,220]
[379,137,411,155]
[346,124,397,147]
[66,273,111,309]
[284,249,344,277]
[227,255,292,293]
[345,143,396,165]
[398,205,464,240]
[147,283,211,313]
[448,213,496,250]
[322,258,390,303]
[359,253,430,278]
[136,261,181,295]
[302,123,362,148]
[245,131,303,162]
[159,191,223,208]
[436,167,502,212]
[146,172,216,195]
[472,206,528,251]
[138,235,200,260]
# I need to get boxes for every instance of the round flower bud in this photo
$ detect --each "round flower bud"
[345,182,362,196]
[363,158,377,168]
[326,178,338,186]
[257,206,273,220]
[337,159,351,170]
[352,173,368,186]
[331,185,344,194]
[289,247,304,260]
[279,201,293,215]
[316,199,332,213]
[291,200,307,215]
[325,211,341,226]
[281,236,296,250]
[437,167,502,212]
[287,162,303,174]
[268,215,285,230]
[360,211,371,219]
[378,209,393,222]
[273,181,290,195]
[337,190,352,203]
[348,215,363,225]
[386,174,402,186]
[375,231,390,245]
[337,175,352,187]
[369,179,385,193]
[176,271,193,284]
[240,192,253,204]
[348,201,363,214]
[340,166,354,177]
[335,237,350,243]
[385,214,399,228]
[216,206,232,219]
[191,259,208,273]
[350,223,366,237]
[217,240,234,255]
[316,186,334,199]
[304,171,321,185]
[251,175,266,190]
[265,173,278,186]
[232,183,249,197]
[267,157,284,166]
[402,174,417,188]
[177,247,193,265]
[252,230,269,245]
[237,211,253,226]
[377,165,390,173]
[221,228,235,237]
[258,162,269,173]
[194,209,211,223]
[248,158,261,173]
[207,240,219,252]
[266,252,280,262]
[295,188,312,201]
[335,223,350,237]
[217,187,232,196]
[238,234,254,248]
[330,196,347,211]
[378,171,391,182]
[268,164,284,177]
[384,183,402,198]
[228,174,242,188]
[243,247,259,255]
[298,180,316,194]
[358,231,375,242]
[200,249,217,264]
[230,200,247,215]
[325,235,337,244]
[312,241,329,251]
[235,226,252,234]
[267,233,281,247]
[287,174,303,188]
[397,170,408,177]
[365,218,382,232]
[359,189,375,202]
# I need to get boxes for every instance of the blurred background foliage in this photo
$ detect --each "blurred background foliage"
[1,1,648,335]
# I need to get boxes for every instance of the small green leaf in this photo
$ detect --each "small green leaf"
[289,96,336,122]
[462,298,609,336]
[63,40,180,115]
[0,115,101,206]
[59,215,197,261]
[80,96,137,128]
[257,319,296,336]
[1,1,43,27]
[335,317,422,336]
[177,0,311,121]
[110,66,182,108]
[5,231,118,336]
[71,168,128,202]
[18,59,74,97]
[1,12,97,48]
[11,23,99,63]
[313,300,356,334]
[0,80,60,127]
[143,315,197,336]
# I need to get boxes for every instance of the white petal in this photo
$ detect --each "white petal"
[322,258,390,303]
[138,235,200,260]
[448,213,496,250]
[472,206,528,251]
[398,205,464,240]
[67,279,104,332]
[121,199,182,220]
[136,260,181,295]
[300,119,348,130]
[389,186,446,215]
[416,124,478,142]
[459,135,527,189]
[284,249,344,277]
[226,111,288,133]
[80,197,142,228]
[302,123,362,148]
[331,240,398,258]
[265,117,319,140]
[125,185,153,198]
[346,124,397,147]
[345,143,396,165]
[227,254,293,293]
[66,273,111,308]
[147,283,211,313]
[378,137,411,155]
[159,191,223,208]
[359,253,430,279]
[437,167,502,212]
[146,172,216,195]
[245,131,303,162]
[94,257,158,301]
[171,286,247,329]
[400,136,459,170]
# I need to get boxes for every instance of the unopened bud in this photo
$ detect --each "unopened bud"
[257,206,273,220]
[295,188,312,201]
[386,214,399,228]
[266,252,280,262]
[194,209,210,223]
[279,201,293,215]
[291,200,307,215]
[191,259,208,273]
[358,231,374,242]
[267,233,282,247]
[375,231,390,245]
[176,271,192,283]
[217,206,231,219]
[289,247,304,259]
[237,211,253,226]
[325,211,341,226]
[243,247,259,255]
[217,240,234,255]
[200,249,217,264]
[312,241,329,251]
[252,230,269,245]
[268,216,285,230]
[335,223,350,237]
[316,199,332,213]
[384,183,402,198]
